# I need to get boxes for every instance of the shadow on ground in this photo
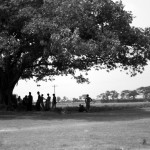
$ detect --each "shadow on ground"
[0,107,150,122]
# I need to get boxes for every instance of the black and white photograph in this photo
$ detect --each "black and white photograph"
[0,0,150,149]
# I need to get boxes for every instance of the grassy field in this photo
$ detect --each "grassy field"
[0,103,150,150]
[57,101,150,112]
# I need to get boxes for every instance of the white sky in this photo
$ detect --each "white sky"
[14,0,150,101]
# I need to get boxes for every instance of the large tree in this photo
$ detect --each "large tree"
[137,86,150,100]
[109,90,119,100]
[128,90,138,100]
[0,0,149,106]
[120,90,130,99]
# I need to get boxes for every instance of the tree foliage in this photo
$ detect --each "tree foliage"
[109,90,119,100]
[98,90,118,100]
[128,90,138,100]
[137,86,150,99]
[0,0,150,105]
[98,87,150,101]
[120,90,139,100]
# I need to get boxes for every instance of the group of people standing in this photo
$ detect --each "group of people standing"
[18,93,92,112]
[36,91,56,111]
[21,92,33,111]
[21,91,57,111]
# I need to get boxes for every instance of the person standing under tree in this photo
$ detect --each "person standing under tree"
[22,95,28,110]
[28,92,33,111]
[45,93,51,111]
[52,94,56,109]
[85,94,92,112]
[36,91,41,111]
[40,94,45,110]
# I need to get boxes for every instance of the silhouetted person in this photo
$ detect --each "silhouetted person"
[28,92,33,111]
[78,104,85,112]
[52,94,56,109]
[22,95,28,110]
[40,94,45,110]
[45,93,51,111]
[17,96,22,109]
[36,91,41,111]
[85,94,92,112]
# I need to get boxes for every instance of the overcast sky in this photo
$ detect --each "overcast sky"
[14,0,150,101]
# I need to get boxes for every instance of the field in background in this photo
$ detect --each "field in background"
[56,101,150,112]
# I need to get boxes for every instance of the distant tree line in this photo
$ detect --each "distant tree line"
[97,86,150,102]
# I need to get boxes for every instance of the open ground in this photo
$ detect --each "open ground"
[0,103,150,150]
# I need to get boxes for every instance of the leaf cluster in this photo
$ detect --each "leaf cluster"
[0,0,149,83]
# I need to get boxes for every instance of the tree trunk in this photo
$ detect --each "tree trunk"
[0,69,20,107]
[0,90,5,105]
[0,89,11,105]
[0,85,16,106]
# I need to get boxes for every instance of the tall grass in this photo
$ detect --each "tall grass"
[56,102,150,112]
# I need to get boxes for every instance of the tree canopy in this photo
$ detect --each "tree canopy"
[98,86,150,101]
[137,86,150,99]
[0,0,150,105]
